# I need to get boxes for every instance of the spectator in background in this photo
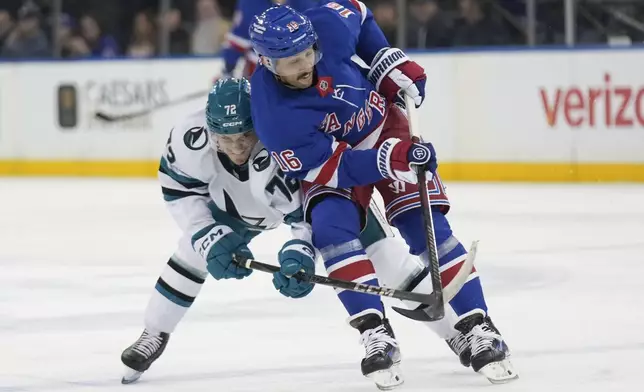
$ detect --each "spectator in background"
[55,13,82,57]
[54,13,95,58]
[452,0,510,47]
[160,8,191,55]
[406,0,452,49]
[127,11,156,58]
[371,0,398,45]
[80,14,119,57]
[192,0,227,55]
[0,10,14,49]
[1,2,50,58]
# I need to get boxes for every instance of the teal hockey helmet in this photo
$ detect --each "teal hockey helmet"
[206,77,253,135]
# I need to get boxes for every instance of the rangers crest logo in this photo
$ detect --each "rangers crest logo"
[286,21,299,32]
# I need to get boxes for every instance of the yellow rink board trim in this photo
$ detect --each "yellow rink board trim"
[0,160,643,182]
[0,160,159,177]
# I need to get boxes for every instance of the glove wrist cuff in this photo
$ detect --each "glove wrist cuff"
[377,138,405,180]
[280,239,317,261]
[367,47,409,90]
[192,224,234,259]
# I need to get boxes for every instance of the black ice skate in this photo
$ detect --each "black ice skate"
[351,314,403,390]
[453,314,517,384]
[446,315,509,368]
[446,330,472,367]
[120,329,169,384]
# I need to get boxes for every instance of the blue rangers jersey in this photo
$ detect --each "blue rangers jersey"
[251,0,392,189]
[223,0,318,75]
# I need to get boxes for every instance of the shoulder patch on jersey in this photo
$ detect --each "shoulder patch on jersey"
[184,127,208,151]
[316,76,333,97]
[252,149,271,172]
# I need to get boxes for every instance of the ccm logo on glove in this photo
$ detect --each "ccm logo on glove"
[195,225,232,258]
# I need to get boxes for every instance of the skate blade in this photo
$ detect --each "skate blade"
[478,359,519,384]
[121,366,143,384]
[366,364,404,391]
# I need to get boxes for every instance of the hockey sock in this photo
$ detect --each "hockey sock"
[392,207,488,317]
[144,257,206,333]
[311,196,385,320]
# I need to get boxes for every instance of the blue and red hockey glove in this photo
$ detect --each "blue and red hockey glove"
[367,47,426,108]
[377,138,437,184]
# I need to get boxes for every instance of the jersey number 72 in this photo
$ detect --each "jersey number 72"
[266,169,300,202]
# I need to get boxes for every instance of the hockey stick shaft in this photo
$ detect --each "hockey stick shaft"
[404,95,445,319]
[95,89,210,122]
[234,257,438,305]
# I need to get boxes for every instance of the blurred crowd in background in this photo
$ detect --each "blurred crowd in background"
[1,0,643,59]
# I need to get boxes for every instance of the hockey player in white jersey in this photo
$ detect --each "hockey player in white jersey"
[119,77,480,389]
[120,77,318,384]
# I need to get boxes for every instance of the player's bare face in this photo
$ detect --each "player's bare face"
[215,131,259,165]
[274,48,316,89]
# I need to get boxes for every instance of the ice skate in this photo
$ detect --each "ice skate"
[353,315,404,390]
[446,330,472,367]
[120,329,169,384]
[446,315,509,368]
[453,314,518,384]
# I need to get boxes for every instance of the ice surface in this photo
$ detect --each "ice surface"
[1,179,643,392]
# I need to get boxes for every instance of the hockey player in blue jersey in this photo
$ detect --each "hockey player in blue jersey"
[119,77,459,387]
[219,0,317,79]
[248,0,517,387]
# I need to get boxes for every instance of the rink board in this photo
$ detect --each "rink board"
[1,48,644,181]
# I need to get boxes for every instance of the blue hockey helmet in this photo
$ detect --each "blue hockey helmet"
[249,5,322,76]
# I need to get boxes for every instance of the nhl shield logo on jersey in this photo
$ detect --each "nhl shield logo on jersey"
[316,76,333,98]
[252,149,271,172]
[184,127,208,150]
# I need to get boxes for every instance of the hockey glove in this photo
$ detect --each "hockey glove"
[368,47,426,108]
[273,239,316,299]
[377,138,437,184]
[193,225,253,280]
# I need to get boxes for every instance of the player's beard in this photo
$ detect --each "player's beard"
[278,68,315,90]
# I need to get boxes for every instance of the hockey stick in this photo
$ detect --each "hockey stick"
[94,89,209,122]
[391,240,478,321]
[390,95,445,320]
[234,256,439,305]
[387,98,478,322]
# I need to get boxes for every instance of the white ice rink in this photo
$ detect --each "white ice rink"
[1,179,643,392]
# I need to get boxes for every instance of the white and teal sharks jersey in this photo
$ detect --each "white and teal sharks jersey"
[158,109,311,246]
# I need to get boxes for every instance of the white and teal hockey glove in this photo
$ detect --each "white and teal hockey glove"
[273,239,316,299]
[193,225,253,280]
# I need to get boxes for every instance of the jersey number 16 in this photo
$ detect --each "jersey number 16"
[271,150,302,172]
